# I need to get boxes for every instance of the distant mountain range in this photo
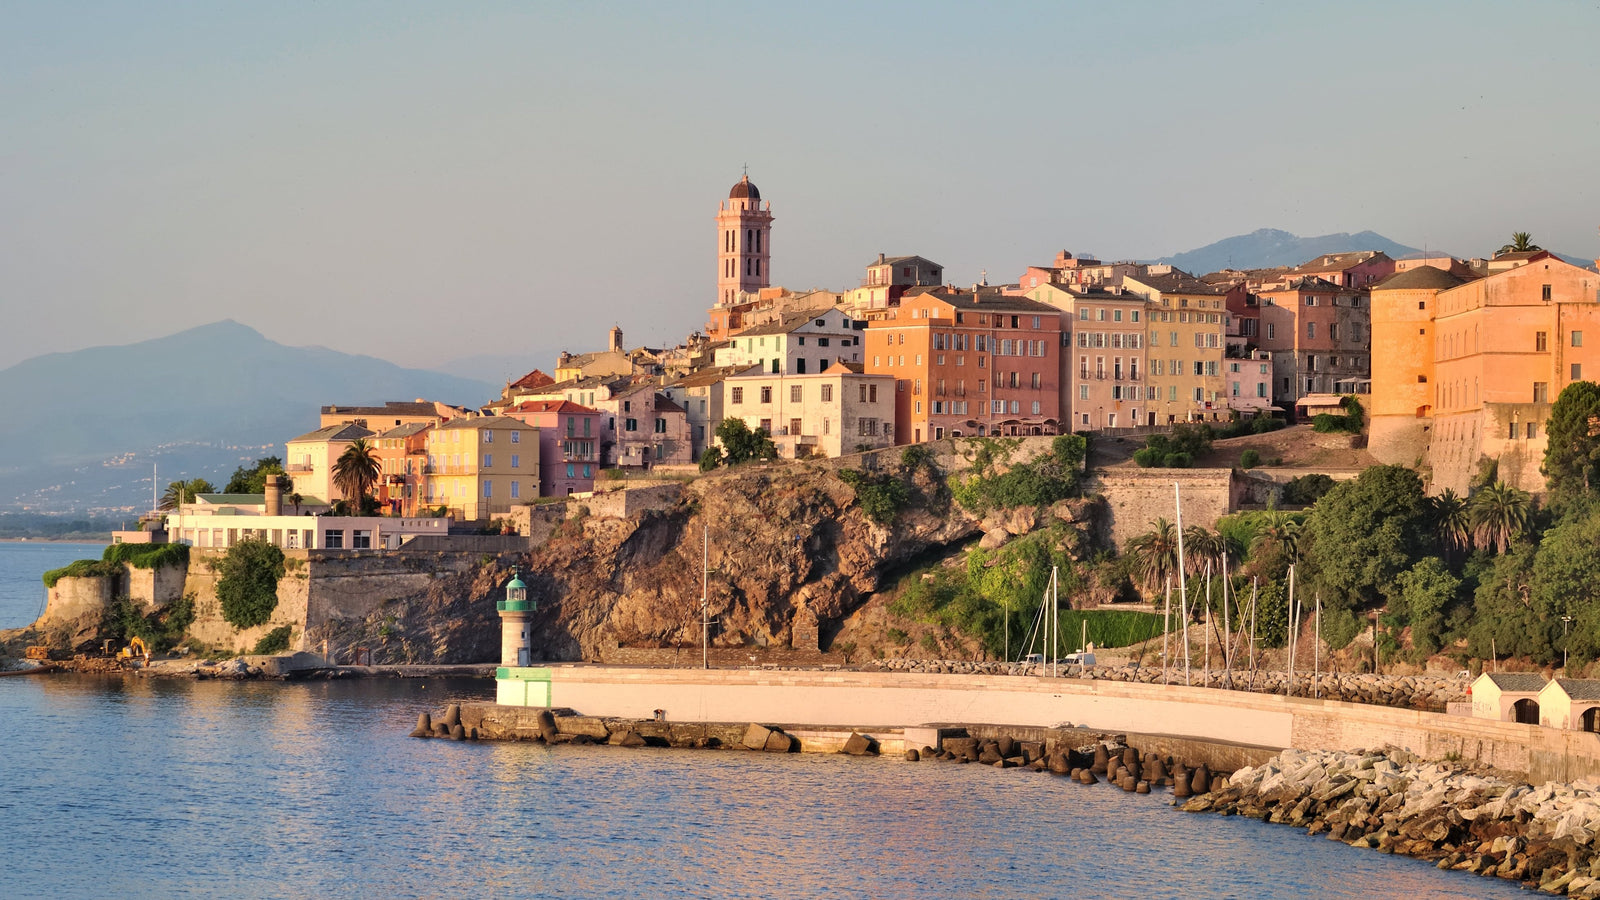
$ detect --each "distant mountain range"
[1152,228,1425,275]
[0,321,492,513]
[1152,227,1592,275]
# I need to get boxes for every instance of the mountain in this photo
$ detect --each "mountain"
[1154,228,1425,275]
[0,321,493,512]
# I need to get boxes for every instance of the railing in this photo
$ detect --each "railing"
[287,464,313,473]
[1095,371,1107,380]
[1128,371,1141,381]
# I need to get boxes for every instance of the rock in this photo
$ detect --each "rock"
[1174,772,1191,799]
[1192,765,1211,794]
[1092,745,1109,774]
[764,730,794,753]
[843,733,877,756]
[449,724,466,741]
[979,529,1009,550]
[608,730,647,747]
[904,749,920,762]
[743,723,774,750]
[535,710,559,742]
[997,735,1016,758]
[1136,781,1150,794]
[556,716,610,739]
[442,704,461,728]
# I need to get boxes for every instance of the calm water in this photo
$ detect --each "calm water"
[0,546,1525,899]
[0,541,106,629]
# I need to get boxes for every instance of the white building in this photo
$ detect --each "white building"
[1469,672,1546,724]
[722,362,896,458]
[714,308,864,375]
[166,493,445,550]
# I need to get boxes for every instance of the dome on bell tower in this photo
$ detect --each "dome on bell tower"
[728,175,760,201]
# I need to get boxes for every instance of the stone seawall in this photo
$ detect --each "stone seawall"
[1083,468,1240,547]
[537,666,1600,783]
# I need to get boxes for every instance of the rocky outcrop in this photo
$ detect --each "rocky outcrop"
[1187,748,1600,896]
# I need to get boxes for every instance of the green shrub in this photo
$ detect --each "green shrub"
[42,559,121,588]
[1131,425,1212,468]
[919,633,939,652]
[1252,416,1287,434]
[1283,473,1337,506]
[99,591,196,653]
[103,542,189,570]
[698,448,722,472]
[216,540,285,630]
[951,434,1086,513]
[887,627,910,645]
[838,468,911,524]
[1240,449,1261,469]
[252,625,293,655]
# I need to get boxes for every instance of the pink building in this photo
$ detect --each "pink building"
[1288,251,1395,289]
[503,400,604,496]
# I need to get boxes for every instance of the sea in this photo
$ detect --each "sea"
[0,542,1526,898]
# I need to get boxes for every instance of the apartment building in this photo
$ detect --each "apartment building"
[722,363,897,458]
[423,417,540,520]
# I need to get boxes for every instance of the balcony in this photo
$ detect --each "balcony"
[1128,371,1141,381]
[1095,371,1107,380]
[287,464,313,474]
[1078,369,1090,380]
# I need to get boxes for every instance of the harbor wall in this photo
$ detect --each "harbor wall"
[538,666,1600,783]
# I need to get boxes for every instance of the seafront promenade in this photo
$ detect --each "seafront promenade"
[506,665,1600,784]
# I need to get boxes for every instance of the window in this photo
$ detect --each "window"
[511,454,519,468]
[1575,331,1585,348]
[510,431,520,444]
[1330,323,1339,341]
[583,465,591,478]
[510,481,521,499]
[821,384,833,402]
[869,384,878,403]
[483,453,492,467]
[1031,401,1041,415]
[1534,382,1550,403]
[324,530,344,549]
[760,387,772,403]
[1529,422,1538,439]
[654,418,666,434]
[566,464,575,478]
[1307,322,1316,339]
[1537,331,1548,352]
[790,385,802,403]
[1543,284,1553,301]
[1574,364,1584,381]
[1078,385,1089,400]
[1078,308,1089,320]
[484,481,493,498]
[483,431,493,443]
[1031,372,1041,389]
[625,418,638,432]
[1266,323,1276,340]
[731,387,744,404]
[1256,383,1266,398]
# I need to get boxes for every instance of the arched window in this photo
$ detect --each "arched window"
[746,229,753,248]
[745,258,751,276]
[755,259,761,276]
[755,229,762,253]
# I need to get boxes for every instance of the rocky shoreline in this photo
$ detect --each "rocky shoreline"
[1185,747,1600,896]
[867,658,1467,712]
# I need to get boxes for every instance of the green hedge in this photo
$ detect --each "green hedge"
[102,542,189,570]
[42,559,121,588]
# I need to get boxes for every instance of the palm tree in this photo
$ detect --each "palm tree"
[1125,518,1179,596]
[1499,232,1541,255]
[1470,481,1531,554]
[288,492,304,515]
[159,478,216,510]
[1430,488,1472,563]
[1183,525,1226,577]
[332,439,381,508]
[1250,510,1301,566]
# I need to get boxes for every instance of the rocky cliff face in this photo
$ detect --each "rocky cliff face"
[521,456,979,661]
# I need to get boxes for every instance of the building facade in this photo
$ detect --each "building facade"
[722,363,897,458]
[502,400,604,496]
[285,423,374,504]
[423,417,540,520]
[712,308,864,375]
[708,175,775,339]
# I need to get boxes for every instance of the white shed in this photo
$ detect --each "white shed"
[1536,679,1600,732]
[1470,672,1546,724]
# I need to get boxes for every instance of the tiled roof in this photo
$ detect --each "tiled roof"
[913,290,1060,314]
[653,394,685,414]
[287,423,375,444]
[509,400,600,415]
[377,422,433,438]
[1293,251,1386,273]
[321,401,438,417]
[1555,679,1600,701]
[735,310,853,337]
[1485,673,1547,692]
[1372,266,1468,292]
[1128,270,1227,296]
[511,369,556,390]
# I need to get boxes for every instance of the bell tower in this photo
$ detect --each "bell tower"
[715,173,773,307]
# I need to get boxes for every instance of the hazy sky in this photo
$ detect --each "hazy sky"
[4,1,1597,380]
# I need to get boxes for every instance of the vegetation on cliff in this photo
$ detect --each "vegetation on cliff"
[216,540,285,629]
[101,592,195,653]
[43,542,189,587]
[950,435,1086,513]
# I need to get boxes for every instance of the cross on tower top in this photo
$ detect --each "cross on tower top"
[742,162,748,177]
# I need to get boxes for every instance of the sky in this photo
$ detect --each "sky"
[3,1,1598,381]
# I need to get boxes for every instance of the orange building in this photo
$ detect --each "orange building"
[373,422,432,516]
[864,289,1062,443]
[1367,266,1466,465]
[1370,252,1600,493]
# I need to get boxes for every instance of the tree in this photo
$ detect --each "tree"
[1429,488,1472,565]
[1543,381,1600,509]
[1532,509,1600,663]
[332,439,381,506]
[1393,558,1460,657]
[215,539,285,629]
[1303,465,1433,618]
[224,456,290,495]
[287,493,304,515]
[159,478,216,510]
[1125,518,1178,596]
[714,418,777,465]
[1470,481,1531,554]
[1500,232,1541,254]
[1182,525,1227,578]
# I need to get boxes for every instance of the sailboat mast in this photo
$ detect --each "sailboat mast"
[1174,483,1191,686]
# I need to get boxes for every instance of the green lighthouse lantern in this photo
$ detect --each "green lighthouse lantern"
[500,567,532,612]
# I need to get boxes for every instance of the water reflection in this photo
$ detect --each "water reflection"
[0,674,1525,899]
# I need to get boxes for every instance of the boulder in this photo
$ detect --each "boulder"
[535,710,559,742]
[843,733,878,756]
[608,730,647,747]
[904,749,920,762]
[410,712,433,738]
[764,730,795,753]
[979,529,1009,550]
[442,704,461,728]
[743,723,774,750]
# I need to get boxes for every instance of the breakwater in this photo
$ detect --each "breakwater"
[1189,747,1600,897]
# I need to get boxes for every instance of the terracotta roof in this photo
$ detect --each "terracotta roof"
[511,369,556,390]
[509,400,600,415]
[288,423,374,444]
[653,394,685,414]
[377,422,433,438]
[1484,673,1546,692]
[1372,266,1467,292]
[1492,250,1549,262]
[729,175,760,200]
[1293,251,1387,273]
[735,309,854,337]
[913,290,1060,314]
[1127,270,1227,296]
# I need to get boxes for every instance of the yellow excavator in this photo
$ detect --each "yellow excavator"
[117,636,150,662]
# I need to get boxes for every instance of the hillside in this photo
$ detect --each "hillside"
[0,321,494,512]
[1154,228,1423,274]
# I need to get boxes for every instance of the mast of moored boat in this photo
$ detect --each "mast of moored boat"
[1174,482,1191,686]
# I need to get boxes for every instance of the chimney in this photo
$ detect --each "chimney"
[265,474,283,517]
[878,253,886,264]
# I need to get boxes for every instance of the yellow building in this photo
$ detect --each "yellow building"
[423,417,540,521]
[286,423,374,503]
[1123,270,1231,424]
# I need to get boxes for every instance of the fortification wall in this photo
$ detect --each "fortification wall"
[1083,468,1239,546]
[125,563,186,610]
[40,576,116,626]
